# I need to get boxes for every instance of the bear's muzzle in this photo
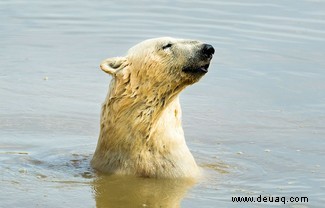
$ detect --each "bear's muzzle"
[182,43,214,74]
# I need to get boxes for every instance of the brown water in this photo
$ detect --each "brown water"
[1,0,324,207]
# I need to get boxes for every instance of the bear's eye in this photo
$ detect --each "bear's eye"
[162,43,173,50]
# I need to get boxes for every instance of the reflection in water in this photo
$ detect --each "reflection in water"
[92,174,195,208]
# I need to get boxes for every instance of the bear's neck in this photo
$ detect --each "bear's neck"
[99,83,185,145]
[92,80,199,177]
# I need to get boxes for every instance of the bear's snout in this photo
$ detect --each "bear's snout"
[201,44,215,58]
[182,43,214,75]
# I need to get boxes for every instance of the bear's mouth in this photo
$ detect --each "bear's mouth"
[182,63,210,74]
[199,63,210,73]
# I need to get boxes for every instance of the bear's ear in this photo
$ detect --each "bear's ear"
[100,57,128,76]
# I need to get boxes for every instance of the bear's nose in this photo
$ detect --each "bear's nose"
[201,44,215,57]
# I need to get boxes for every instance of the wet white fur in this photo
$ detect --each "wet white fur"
[91,37,207,178]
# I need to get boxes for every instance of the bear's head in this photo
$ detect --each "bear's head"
[100,37,214,90]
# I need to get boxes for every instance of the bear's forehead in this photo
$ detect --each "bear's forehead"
[127,37,201,53]
[133,37,179,49]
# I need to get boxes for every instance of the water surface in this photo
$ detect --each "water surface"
[1,0,324,207]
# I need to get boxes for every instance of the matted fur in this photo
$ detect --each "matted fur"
[91,37,214,178]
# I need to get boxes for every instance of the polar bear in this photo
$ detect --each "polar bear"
[91,37,214,178]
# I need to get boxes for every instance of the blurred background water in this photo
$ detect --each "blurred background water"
[0,0,324,207]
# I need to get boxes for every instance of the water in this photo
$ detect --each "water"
[1,0,324,207]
